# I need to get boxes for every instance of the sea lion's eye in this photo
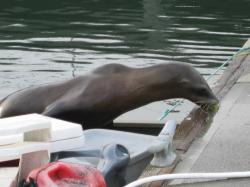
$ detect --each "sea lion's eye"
[193,87,208,95]
[199,87,208,95]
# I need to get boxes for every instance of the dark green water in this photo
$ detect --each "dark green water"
[0,0,250,97]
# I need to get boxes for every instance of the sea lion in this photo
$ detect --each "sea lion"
[0,63,218,128]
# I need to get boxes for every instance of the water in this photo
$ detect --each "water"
[0,0,250,97]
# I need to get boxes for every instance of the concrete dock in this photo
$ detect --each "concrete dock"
[163,39,250,186]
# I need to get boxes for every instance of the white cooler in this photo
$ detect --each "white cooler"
[0,113,84,186]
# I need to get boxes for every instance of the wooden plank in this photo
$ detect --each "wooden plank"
[114,100,195,127]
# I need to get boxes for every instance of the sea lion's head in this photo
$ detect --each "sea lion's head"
[150,63,218,106]
[134,63,218,107]
[173,63,219,106]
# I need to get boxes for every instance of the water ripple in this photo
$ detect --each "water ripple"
[0,0,250,93]
[28,37,123,44]
[198,30,250,36]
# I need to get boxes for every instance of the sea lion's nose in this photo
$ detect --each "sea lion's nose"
[194,92,219,106]
[210,97,219,104]
[210,92,219,104]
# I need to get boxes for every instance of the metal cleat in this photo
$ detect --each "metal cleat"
[148,120,177,167]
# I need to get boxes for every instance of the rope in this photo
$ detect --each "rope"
[158,45,250,121]
[70,37,77,78]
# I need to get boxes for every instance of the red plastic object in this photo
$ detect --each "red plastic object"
[26,161,106,187]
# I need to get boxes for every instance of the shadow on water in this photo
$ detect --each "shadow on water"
[0,0,250,94]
